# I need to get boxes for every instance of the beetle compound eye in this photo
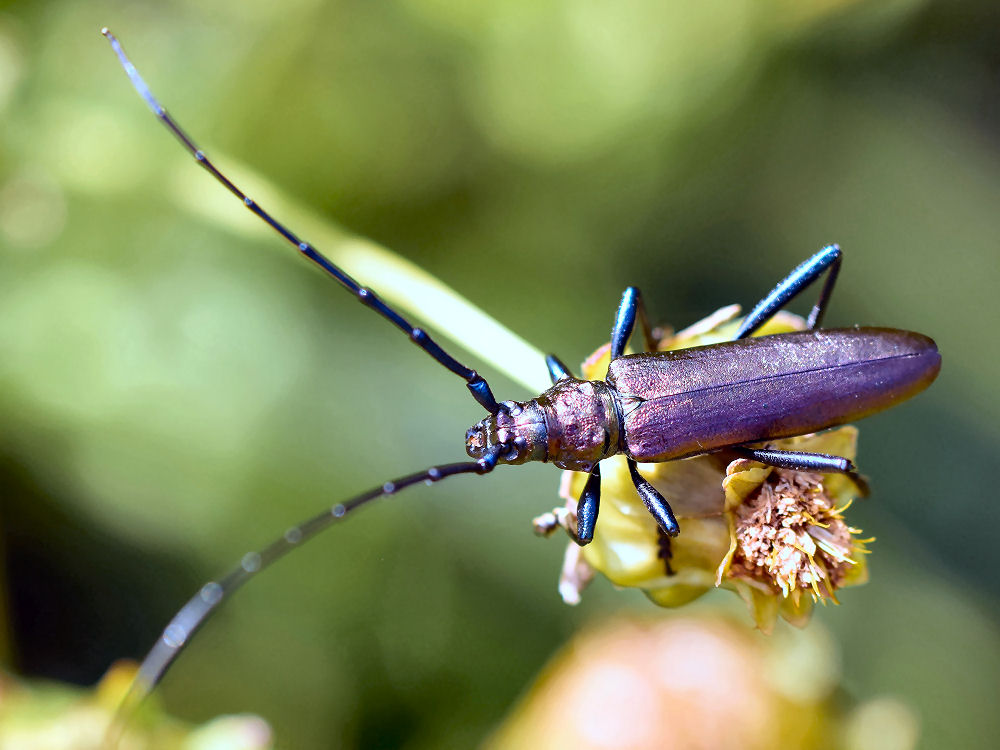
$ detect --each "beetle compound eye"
[465,423,489,458]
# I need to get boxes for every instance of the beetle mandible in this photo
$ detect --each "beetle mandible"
[101,28,941,710]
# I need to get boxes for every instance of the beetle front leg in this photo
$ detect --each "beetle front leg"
[572,465,601,545]
[735,244,842,339]
[532,465,601,545]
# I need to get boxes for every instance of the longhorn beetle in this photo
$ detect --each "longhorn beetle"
[101,29,941,716]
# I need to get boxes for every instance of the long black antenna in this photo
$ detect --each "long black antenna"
[108,448,501,742]
[101,28,502,415]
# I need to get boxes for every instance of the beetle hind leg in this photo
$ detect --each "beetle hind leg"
[733,447,870,496]
[733,446,855,473]
[735,244,842,339]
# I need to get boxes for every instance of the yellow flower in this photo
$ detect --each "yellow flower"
[536,306,870,632]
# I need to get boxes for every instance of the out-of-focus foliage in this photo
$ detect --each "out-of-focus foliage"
[0,662,272,749]
[0,0,998,748]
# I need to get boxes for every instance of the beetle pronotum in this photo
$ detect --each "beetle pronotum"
[101,27,941,727]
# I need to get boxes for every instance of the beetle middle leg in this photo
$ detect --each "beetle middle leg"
[610,287,681,538]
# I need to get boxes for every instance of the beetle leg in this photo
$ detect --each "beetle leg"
[735,244,842,339]
[657,530,675,576]
[571,465,602,546]
[627,459,679,537]
[532,465,601,544]
[846,471,871,497]
[545,354,573,383]
[733,447,870,496]
[733,447,854,473]
[633,290,660,351]
[610,287,659,364]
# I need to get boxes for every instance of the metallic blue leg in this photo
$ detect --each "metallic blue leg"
[572,466,601,546]
[102,29,501,415]
[609,287,659,362]
[735,244,842,339]
[733,447,869,495]
[546,354,572,383]
[611,289,676,537]
[628,459,679,537]
[734,447,854,473]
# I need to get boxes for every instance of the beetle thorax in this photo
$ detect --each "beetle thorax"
[465,378,622,472]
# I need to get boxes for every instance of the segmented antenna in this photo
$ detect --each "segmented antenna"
[100,27,513,742]
[101,27,502,415]
[107,448,501,743]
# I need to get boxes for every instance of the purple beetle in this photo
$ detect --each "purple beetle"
[466,313,939,542]
[102,28,940,720]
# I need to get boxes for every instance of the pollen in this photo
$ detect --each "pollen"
[726,469,865,602]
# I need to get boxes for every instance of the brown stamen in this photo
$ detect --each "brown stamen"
[727,470,862,600]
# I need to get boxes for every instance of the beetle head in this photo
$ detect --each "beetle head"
[466,400,547,465]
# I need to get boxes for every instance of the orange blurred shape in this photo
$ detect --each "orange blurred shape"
[487,614,916,750]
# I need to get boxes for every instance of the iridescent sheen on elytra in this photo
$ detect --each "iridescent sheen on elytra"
[466,328,939,470]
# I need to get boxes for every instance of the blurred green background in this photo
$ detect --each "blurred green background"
[1,0,998,747]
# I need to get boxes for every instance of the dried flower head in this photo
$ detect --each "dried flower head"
[536,305,870,632]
